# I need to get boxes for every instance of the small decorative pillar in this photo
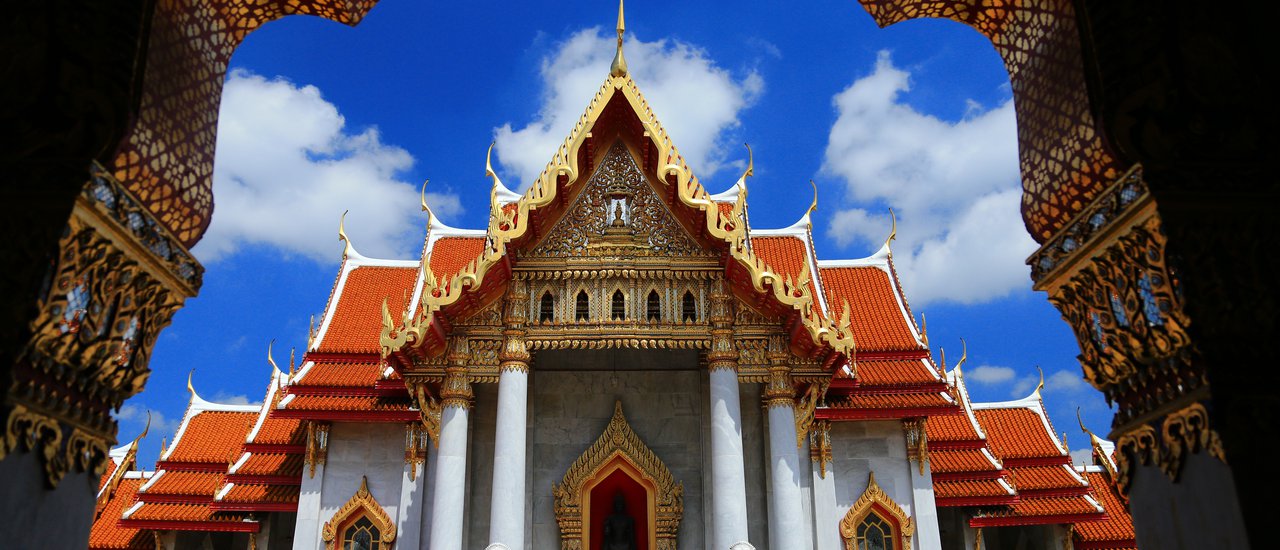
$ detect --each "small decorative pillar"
[428,337,473,550]
[707,280,753,549]
[489,285,530,549]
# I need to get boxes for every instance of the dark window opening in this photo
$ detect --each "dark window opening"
[647,290,661,321]
[682,291,696,322]
[539,292,554,323]
[611,290,626,320]
[576,290,590,321]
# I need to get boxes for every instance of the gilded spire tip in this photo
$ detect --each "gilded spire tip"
[267,338,280,375]
[808,180,819,217]
[885,207,897,248]
[1033,365,1045,398]
[338,210,354,258]
[610,0,628,77]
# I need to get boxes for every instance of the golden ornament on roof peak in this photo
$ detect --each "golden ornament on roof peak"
[610,0,628,77]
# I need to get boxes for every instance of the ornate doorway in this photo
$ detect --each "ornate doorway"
[554,401,683,550]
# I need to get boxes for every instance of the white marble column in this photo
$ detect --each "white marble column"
[764,335,808,550]
[489,287,530,550]
[904,420,941,550]
[429,343,473,550]
[419,440,439,549]
[809,421,840,550]
[708,282,752,549]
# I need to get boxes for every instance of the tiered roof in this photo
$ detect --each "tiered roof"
[90,437,153,549]
[119,385,260,533]
[926,365,1016,507]
[964,389,1106,527]
[213,367,306,513]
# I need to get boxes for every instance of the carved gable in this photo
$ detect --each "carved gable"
[529,141,705,258]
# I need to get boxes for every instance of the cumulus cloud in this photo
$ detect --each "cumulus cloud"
[195,70,462,263]
[494,28,762,189]
[967,365,1016,385]
[1070,447,1095,467]
[114,403,180,439]
[822,51,1035,306]
[1048,368,1089,393]
[210,391,261,407]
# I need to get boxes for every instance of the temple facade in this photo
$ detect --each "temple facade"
[86,9,1136,550]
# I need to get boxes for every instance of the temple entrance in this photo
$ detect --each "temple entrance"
[586,457,651,550]
[554,401,683,550]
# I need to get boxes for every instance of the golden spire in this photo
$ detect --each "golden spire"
[885,207,897,248]
[338,210,355,258]
[807,180,819,218]
[420,179,434,225]
[610,0,628,77]
[267,339,280,374]
[1032,365,1045,399]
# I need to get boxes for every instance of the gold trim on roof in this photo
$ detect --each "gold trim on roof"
[381,67,856,367]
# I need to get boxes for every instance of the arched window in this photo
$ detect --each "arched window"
[321,476,396,550]
[576,290,590,321]
[539,291,555,323]
[342,515,382,550]
[646,290,661,321]
[839,472,913,550]
[681,291,696,322]
[854,512,893,550]
[611,290,626,320]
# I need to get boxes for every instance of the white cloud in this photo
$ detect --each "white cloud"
[494,28,762,189]
[195,70,462,263]
[967,365,1016,385]
[114,403,180,440]
[210,391,261,407]
[1070,447,1095,467]
[1048,369,1089,393]
[822,51,1035,306]
[1010,375,1038,398]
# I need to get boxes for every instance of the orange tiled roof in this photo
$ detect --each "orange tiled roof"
[856,359,940,386]
[282,395,412,412]
[934,478,1012,499]
[974,407,1067,461]
[831,392,954,410]
[1001,496,1103,518]
[164,411,256,464]
[926,412,983,442]
[317,265,417,354]
[220,484,299,505]
[293,361,384,387]
[144,471,224,497]
[930,449,999,474]
[125,503,248,523]
[819,266,922,352]
[247,415,303,446]
[90,476,149,549]
[430,237,486,281]
[752,236,807,280]
[1010,465,1084,491]
[1075,471,1136,546]
[235,453,304,477]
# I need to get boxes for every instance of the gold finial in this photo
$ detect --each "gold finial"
[1032,365,1045,398]
[186,369,196,398]
[338,210,354,258]
[956,337,968,372]
[308,314,317,349]
[885,207,897,248]
[919,312,928,346]
[610,0,628,77]
[267,339,280,374]
[743,143,754,180]
[807,180,819,217]
[289,347,296,378]
[132,411,151,447]
[420,179,434,227]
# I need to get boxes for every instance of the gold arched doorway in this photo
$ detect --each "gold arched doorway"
[553,401,683,550]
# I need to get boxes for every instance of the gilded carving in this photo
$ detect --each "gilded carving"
[810,420,833,478]
[840,472,915,550]
[321,476,397,550]
[404,423,428,481]
[529,142,704,259]
[408,381,442,447]
[902,418,929,476]
[795,379,830,448]
[554,402,683,550]
[305,422,330,479]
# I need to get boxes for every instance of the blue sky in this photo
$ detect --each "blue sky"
[120,0,1112,467]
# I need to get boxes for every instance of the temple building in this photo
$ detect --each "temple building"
[85,6,1136,549]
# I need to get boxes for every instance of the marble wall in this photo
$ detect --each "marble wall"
[530,368,708,548]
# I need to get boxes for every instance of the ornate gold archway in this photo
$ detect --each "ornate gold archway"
[322,476,397,550]
[554,401,683,550]
[839,472,914,550]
